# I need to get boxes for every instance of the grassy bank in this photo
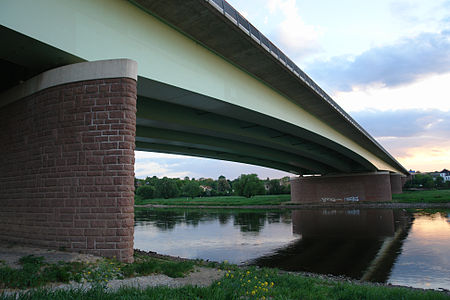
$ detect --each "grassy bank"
[135,190,450,207]
[2,265,448,300]
[135,194,291,206]
[0,253,194,290]
[392,189,450,203]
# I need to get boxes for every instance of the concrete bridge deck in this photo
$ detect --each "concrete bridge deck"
[0,0,408,262]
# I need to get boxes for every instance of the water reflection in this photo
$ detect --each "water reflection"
[388,210,450,290]
[134,209,297,263]
[135,209,290,233]
[251,209,411,283]
[134,208,450,290]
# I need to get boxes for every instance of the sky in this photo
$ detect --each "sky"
[135,0,450,180]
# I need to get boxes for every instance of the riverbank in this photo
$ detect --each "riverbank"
[136,202,450,210]
[1,247,449,299]
[135,190,450,209]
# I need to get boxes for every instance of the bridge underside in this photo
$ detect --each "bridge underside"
[0,25,381,176]
[135,77,377,175]
[0,14,406,262]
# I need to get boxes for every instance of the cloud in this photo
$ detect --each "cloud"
[266,0,321,60]
[351,109,450,138]
[385,137,450,172]
[135,151,189,160]
[306,30,450,92]
[134,151,293,180]
[134,160,191,179]
[349,109,450,172]
[333,72,450,112]
[389,0,449,28]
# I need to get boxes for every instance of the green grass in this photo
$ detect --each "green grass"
[122,254,194,278]
[135,190,450,207]
[0,255,86,289]
[0,253,195,290]
[2,266,448,300]
[392,189,450,203]
[135,194,291,206]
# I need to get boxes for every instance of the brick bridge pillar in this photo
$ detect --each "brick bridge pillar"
[390,173,403,194]
[0,59,137,262]
[290,172,401,203]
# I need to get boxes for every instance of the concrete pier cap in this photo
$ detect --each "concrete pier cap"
[290,172,400,203]
[0,59,138,262]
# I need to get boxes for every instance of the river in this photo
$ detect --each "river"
[134,208,450,290]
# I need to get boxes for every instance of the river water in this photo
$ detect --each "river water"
[134,208,450,290]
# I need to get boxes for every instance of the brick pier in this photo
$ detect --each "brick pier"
[0,59,137,262]
[290,172,403,203]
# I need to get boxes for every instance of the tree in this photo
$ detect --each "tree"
[134,177,145,193]
[435,176,445,188]
[136,185,155,199]
[182,180,201,198]
[423,176,436,189]
[155,177,180,199]
[267,179,283,195]
[233,174,265,198]
[217,175,231,195]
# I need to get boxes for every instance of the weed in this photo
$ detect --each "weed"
[0,253,195,290]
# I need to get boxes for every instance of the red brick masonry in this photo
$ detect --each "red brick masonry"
[0,78,136,262]
[291,172,393,203]
[390,173,403,194]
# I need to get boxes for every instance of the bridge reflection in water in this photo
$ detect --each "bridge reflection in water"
[250,209,412,283]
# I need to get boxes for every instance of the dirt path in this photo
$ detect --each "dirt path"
[0,245,224,296]
[0,244,101,269]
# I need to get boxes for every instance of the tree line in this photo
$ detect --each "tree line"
[135,174,290,199]
[404,173,450,189]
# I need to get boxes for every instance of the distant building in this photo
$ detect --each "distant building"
[200,185,212,192]
[439,169,450,182]
[426,169,450,182]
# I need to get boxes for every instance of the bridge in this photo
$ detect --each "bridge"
[0,0,408,262]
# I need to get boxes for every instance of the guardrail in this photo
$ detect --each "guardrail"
[206,0,392,157]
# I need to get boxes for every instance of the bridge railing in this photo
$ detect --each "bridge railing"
[206,0,394,159]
